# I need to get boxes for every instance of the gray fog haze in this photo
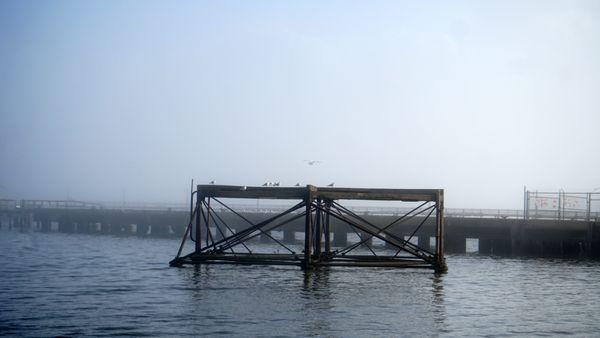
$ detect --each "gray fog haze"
[1,1,599,208]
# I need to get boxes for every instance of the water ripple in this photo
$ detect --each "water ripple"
[2,230,600,337]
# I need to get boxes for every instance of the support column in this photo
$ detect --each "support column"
[418,235,430,252]
[324,200,331,255]
[511,222,524,256]
[205,197,214,249]
[435,190,447,272]
[195,191,203,254]
[41,219,51,232]
[302,185,315,270]
[332,225,348,247]
[586,193,590,222]
[314,198,322,260]
[479,238,492,255]
[283,229,295,244]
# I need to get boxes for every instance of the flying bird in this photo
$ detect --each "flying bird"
[304,160,322,166]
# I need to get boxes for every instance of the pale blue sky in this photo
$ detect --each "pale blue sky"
[1,0,599,208]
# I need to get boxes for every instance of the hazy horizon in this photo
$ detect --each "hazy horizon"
[1,1,599,208]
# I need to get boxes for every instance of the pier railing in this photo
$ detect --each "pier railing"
[2,199,598,221]
[524,190,600,222]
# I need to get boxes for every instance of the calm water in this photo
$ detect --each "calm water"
[1,230,600,337]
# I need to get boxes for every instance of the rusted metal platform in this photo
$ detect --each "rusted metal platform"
[169,184,447,272]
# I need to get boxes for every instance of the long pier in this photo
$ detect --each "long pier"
[2,196,600,258]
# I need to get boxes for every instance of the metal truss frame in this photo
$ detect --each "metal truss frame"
[170,185,446,272]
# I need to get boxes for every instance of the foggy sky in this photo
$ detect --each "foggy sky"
[1,0,599,208]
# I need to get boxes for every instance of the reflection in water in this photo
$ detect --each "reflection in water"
[187,265,214,302]
[301,269,333,336]
[302,268,332,295]
[431,273,447,327]
[2,231,600,337]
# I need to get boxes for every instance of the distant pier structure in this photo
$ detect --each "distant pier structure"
[2,189,600,260]
[169,184,447,272]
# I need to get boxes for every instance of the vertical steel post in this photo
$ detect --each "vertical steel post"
[324,199,331,255]
[435,190,445,272]
[195,189,203,254]
[435,197,441,258]
[205,197,211,248]
[303,185,315,269]
[314,198,322,260]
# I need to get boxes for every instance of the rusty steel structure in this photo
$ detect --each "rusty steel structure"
[169,184,447,272]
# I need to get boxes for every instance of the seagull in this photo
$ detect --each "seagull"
[327,182,335,187]
[262,182,270,187]
[304,160,322,166]
[209,180,216,185]
[294,183,301,187]
[241,186,247,191]
[273,182,280,187]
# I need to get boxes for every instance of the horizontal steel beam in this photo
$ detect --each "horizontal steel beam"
[198,184,441,202]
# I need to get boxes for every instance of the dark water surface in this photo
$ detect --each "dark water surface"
[1,230,600,337]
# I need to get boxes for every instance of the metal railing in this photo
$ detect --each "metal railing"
[2,198,599,222]
[524,190,600,222]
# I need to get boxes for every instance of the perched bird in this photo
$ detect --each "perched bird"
[327,182,335,187]
[294,183,301,187]
[262,182,268,186]
[273,182,280,187]
[209,180,216,185]
[241,186,247,191]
